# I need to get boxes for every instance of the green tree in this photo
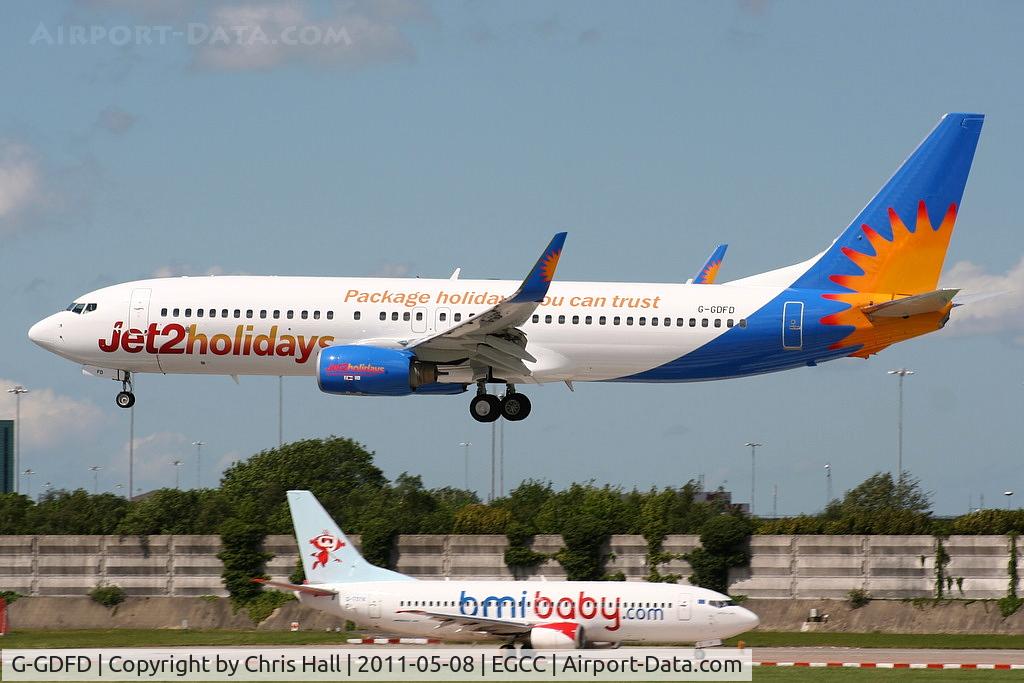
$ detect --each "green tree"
[26,490,129,534]
[685,514,753,594]
[117,489,230,534]
[219,437,390,532]
[0,493,34,533]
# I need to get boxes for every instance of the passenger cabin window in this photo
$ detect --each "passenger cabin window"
[313,311,320,320]
[161,308,168,316]
[326,311,334,320]
[246,309,253,319]
[416,312,423,321]
[727,319,734,328]
[379,312,386,321]
[701,318,709,327]
[273,310,280,319]
[739,319,748,328]
[545,314,552,324]
[354,311,361,320]
[174,308,181,316]
[301,311,308,320]
[454,313,462,322]
[614,316,621,325]
[260,310,267,319]
[391,312,399,321]
[221,309,228,318]
[197,309,204,317]
[714,318,722,328]
[599,316,607,325]
[689,318,696,327]
[185,308,192,317]
[558,315,566,324]
[441,312,448,321]
[572,315,580,324]
[287,310,294,319]
[639,317,646,326]
[626,316,634,326]
[532,314,539,323]
[234,309,241,318]
[651,317,658,326]
[209,309,215,317]
[403,312,410,321]
[585,315,592,325]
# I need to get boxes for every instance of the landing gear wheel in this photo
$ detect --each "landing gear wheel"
[501,393,531,421]
[115,391,135,409]
[469,394,501,423]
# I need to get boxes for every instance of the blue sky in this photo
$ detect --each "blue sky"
[2,1,1022,515]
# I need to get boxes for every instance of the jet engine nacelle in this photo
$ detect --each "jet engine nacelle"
[528,623,585,650]
[317,345,438,396]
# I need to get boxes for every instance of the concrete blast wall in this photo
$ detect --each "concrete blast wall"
[0,534,1017,599]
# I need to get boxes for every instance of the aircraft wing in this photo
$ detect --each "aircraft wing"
[406,233,566,379]
[692,244,728,284]
[396,609,532,636]
[252,578,337,597]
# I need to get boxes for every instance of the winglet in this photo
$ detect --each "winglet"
[694,244,728,284]
[507,232,567,303]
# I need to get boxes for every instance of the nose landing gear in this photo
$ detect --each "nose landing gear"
[469,384,532,423]
[115,371,135,409]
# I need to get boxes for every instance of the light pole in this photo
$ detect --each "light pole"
[278,376,284,448]
[744,442,762,515]
[88,465,102,494]
[1006,491,1014,510]
[888,369,914,482]
[41,481,52,499]
[172,460,183,489]
[458,442,472,491]
[825,463,833,507]
[490,423,497,503]
[23,468,35,498]
[7,385,29,494]
[192,441,205,489]
[128,403,134,501]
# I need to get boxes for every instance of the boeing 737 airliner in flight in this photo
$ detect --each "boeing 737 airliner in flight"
[29,113,983,422]
[255,490,759,648]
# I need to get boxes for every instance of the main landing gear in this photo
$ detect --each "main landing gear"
[115,371,135,409]
[469,384,531,423]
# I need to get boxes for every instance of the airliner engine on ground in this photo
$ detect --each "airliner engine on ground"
[256,491,759,648]
[29,113,983,422]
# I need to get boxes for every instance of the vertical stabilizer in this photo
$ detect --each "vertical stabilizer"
[287,490,413,583]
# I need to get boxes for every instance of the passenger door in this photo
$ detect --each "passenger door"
[677,594,691,621]
[782,301,803,350]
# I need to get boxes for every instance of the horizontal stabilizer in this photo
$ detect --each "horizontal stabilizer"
[251,578,337,597]
[861,288,958,319]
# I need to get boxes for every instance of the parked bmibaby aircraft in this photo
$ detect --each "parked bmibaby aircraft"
[29,113,983,422]
[254,491,759,648]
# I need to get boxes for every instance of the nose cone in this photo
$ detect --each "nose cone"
[28,315,59,350]
[739,606,760,631]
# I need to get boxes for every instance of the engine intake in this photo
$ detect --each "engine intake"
[527,623,585,650]
[317,345,437,396]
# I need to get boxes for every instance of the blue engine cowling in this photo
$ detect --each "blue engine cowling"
[317,345,443,396]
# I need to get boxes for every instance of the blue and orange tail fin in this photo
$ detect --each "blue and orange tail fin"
[693,244,728,284]
[789,113,983,294]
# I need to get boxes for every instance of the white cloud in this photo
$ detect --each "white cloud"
[0,141,42,233]
[941,257,1024,344]
[0,379,105,449]
[193,1,420,71]
[150,264,249,278]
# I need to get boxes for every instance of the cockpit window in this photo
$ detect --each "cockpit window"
[72,303,86,314]
[85,303,97,313]
[708,599,734,608]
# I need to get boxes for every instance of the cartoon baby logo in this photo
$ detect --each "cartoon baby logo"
[309,530,345,571]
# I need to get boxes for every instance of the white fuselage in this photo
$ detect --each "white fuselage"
[29,275,790,384]
[295,579,757,645]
